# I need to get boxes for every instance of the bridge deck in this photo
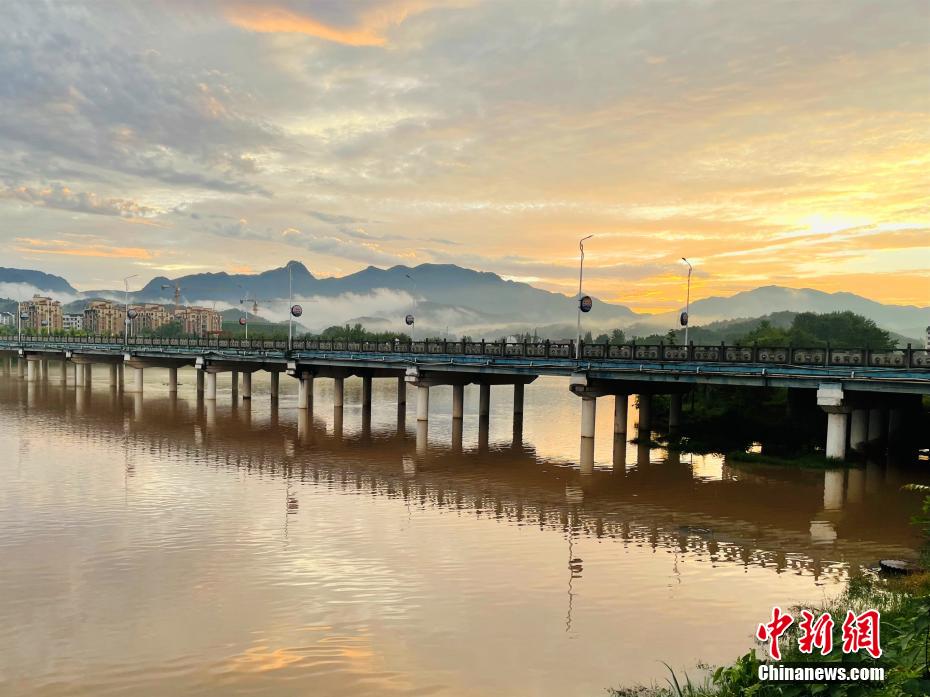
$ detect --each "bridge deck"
[2,337,929,393]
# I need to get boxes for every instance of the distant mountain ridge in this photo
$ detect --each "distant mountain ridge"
[0,267,77,295]
[0,264,926,339]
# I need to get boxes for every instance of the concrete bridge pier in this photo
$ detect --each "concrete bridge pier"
[614,395,628,438]
[231,371,239,400]
[26,357,38,382]
[850,408,869,451]
[333,376,344,408]
[58,360,68,384]
[397,376,406,406]
[613,435,627,470]
[479,384,491,421]
[669,394,682,432]
[513,383,524,418]
[204,371,217,401]
[297,372,312,409]
[81,364,93,388]
[580,396,596,439]
[125,367,143,394]
[196,369,204,396]
[270,371,279,402]
[452,384,464,420]
[396,400,406,430]
[416,384,430,422]
[108,363,118,389]
[40,358,48,381]
[580,436,595,476]
[240,371,251,400]
[867,407,887,444]
[362,375,373,411]
[74,361,85,387]
[451,417,464,452]
[17,357,25,379]
[167,367,178,394]
[637,395,652,435]
[887,408,905,442]
[333,405,344,437]
[817,384,849,460]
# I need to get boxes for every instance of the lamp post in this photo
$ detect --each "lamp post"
[681,258,693,347]
[575,235,594,359]
[123,274,138,347]
[287,264,293,351]
[405,273,417,341]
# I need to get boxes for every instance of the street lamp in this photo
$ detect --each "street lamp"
[405,273,417,341]
[681,258,693,347]
[123,274,138,347]
[575,235,594,359]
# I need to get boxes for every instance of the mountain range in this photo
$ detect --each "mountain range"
[1,262,926,342]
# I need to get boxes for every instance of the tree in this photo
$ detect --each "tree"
[739,312,894,349]
[610,328,626,345]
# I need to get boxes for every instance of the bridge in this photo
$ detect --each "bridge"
[2,335,928,461]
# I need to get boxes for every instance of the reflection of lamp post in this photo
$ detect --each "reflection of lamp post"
[681,258,693,347]
[123,274,138,347]
[575,235,594,359]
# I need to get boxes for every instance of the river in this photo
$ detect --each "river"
[0,368,925,696]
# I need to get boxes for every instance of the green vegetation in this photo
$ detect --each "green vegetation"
[740,312,895,350]
[621,311,899,349]
[317,323,411,342]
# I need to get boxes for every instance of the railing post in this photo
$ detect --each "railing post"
[688,341,694,361]
[825,342,830,367]
[905,343,911,369]
[481,339,485,355]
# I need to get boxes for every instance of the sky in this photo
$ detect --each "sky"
[0,0,928,312]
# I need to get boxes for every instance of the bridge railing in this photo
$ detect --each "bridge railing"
[3,335,929,368]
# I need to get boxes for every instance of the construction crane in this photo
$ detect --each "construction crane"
[160,282,182,313]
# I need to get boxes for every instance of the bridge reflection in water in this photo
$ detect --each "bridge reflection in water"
[6,375,924,581]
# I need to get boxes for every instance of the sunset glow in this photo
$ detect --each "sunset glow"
[0,0,926,310]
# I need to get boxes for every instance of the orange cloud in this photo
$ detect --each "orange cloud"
[225,5,386,46]
[224,1,465,46]
[14,238,154,260]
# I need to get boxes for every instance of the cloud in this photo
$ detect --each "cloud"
[243,288,415,330]
[4,184,159,218]
[0,282,82,305]
[223,1,464,46]
[13,238,154,260]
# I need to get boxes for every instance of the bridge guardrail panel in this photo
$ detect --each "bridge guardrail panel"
[663,346,687,361]
[724,347,753,362]
[792,348,825,365]
[831,349,864,365]
[911,350,929,368]
[634,345,660,360]
[870,350,906,367]
[757,348,788,363]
